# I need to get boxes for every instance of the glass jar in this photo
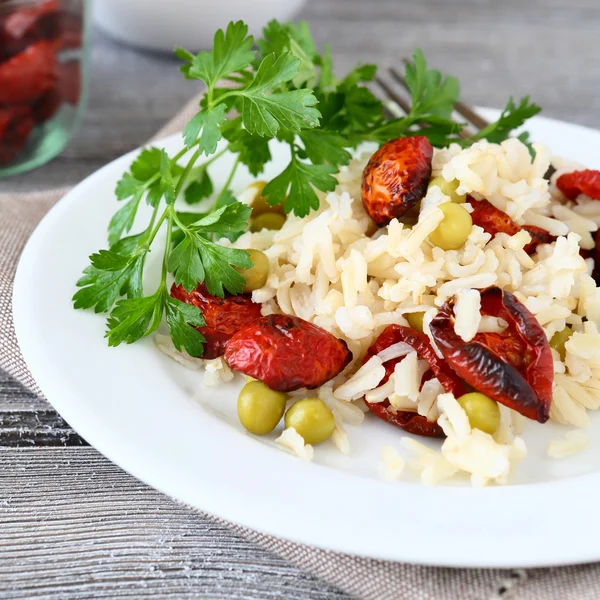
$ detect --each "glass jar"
[0,0,89,177]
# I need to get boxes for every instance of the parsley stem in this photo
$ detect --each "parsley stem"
[175,149,201,199]
[143,203,161,244]
[204,146,228,167]
[161,210,174,287]
[212,156,240,209]
[145,208,169,248]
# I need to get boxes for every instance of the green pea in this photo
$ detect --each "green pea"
[246,181,285,218]
[249,212,286,233]
[456,392,501,434]
[236,249,269,293]
[550,326,573,361]
[284,398,335,445]
[406,312,425,333]
[237,381,287,435]
[429,202,472,250]
[428,176,466,203]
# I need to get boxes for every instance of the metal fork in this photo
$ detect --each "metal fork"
[374,58,490,136]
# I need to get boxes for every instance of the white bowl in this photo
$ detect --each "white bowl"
[93,0,308,53]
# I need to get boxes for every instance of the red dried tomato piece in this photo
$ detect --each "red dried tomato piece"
[0,105,34,164]
[32,86,61,123]
[469,198,520,238]
[367,403,444,437]
[430,286,553,423]
[0,41,56,104]
[44,12,83,51]
[171,283,262,360]
[58,60,80,105]
[224,314,352,392]
[522,225,556,253]
[0,1,58,58]
[556,169,600,201]
[469,198,555,254]
[361,325,466,438]
[361,136,433,226]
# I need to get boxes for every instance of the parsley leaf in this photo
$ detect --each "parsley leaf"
[105,285,204,354]
[339,63,377,91]
[473,96,541,143]
[299,130,352,166]
[222,116,272,176]
[191,201,251,234]
[183,103,227,152]
[263,154,337,217]
[257,20,318,88]
[343,86,384,131]
[184,169,213,204]
[167,235,206,292]
[105,292,164,347]
[234,52,321,137]
[130,147,163,181]
[405,49,460,119]
[169,202,252,294]
[107,193,143,247]
[73,250,145,313]
[165,296,206,356]
[178,21,255,88]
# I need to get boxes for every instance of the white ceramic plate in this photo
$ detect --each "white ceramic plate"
[13,110,600,568]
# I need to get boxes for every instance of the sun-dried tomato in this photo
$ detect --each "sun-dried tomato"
[224,314,352,392]
[430,286,553,423]
[0,1,58,59]
[58,60,80,105]
[522,225,556,253]
[32,86,61,123]
[361,324,466,438]
[367,403,444,437]
[361,136,433,226]
[468,198,555,254]
[44,11,83,51]
[0,105,34,164]
[556,169,600,201]
[0,40,56,104]
[171,283,262,360]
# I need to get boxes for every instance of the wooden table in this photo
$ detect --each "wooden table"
[2,0,600,597]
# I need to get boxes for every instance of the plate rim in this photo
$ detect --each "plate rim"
[13,109,600,568]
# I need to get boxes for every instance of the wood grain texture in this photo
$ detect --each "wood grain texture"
[0,447,351,599]
[2,0,600,597]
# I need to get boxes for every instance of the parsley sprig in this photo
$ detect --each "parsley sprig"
[73,19,542,357]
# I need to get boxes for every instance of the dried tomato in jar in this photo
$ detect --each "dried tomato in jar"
[0,0,85,172]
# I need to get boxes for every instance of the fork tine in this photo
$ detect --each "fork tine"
[374,74,412,115]
[396,60,490,130]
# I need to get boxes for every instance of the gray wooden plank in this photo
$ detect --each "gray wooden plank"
[0,447,352,600]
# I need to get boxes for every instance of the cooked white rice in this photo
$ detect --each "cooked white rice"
[157,136,600,486]
[547,430,589,459]
[275,427,314,460]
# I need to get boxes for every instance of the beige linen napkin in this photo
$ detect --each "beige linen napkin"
[1,96,599,600]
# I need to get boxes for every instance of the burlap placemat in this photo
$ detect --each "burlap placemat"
[1,95,599,600]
